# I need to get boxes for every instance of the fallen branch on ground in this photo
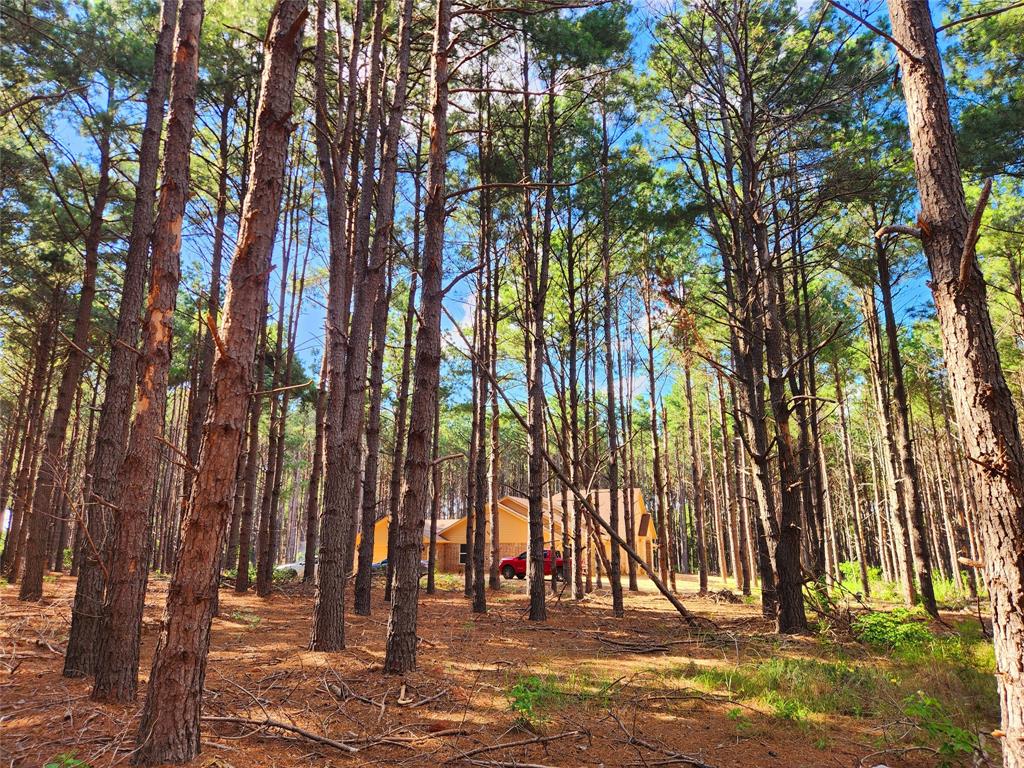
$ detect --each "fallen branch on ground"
[450,730,581,762]
[201,715,359,753]
[611,711,718,768]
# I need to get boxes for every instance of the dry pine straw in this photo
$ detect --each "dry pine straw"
[1,573,946,768]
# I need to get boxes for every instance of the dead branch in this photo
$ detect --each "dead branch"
[825,0,921,63]
[874,223,922,240]
[452,730,581,761]
[937,1,1024,31]
[433,452,466,466]
[204,311,228,357]
[959,178,993,291]
[610,712,718,768]
[201,715,359,753]
[251,378,313,397]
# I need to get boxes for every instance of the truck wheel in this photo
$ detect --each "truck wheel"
[501,565,516,580]
[516,573,526,580]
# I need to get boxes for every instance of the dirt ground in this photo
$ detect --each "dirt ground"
[0,571,990,768]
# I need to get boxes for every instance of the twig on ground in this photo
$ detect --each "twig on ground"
[449,730,580,761]
[201,715,359,753]
[610,711,718,768]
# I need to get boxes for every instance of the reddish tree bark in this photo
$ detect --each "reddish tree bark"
[64,0,178,676]
[885,2,1024,762]
[92,0,204,704]
[133,3,307,761]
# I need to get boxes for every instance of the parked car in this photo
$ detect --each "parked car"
[371,558,429,577]
[499,550,563,580]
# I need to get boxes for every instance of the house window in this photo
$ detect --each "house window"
[459,544,467,564]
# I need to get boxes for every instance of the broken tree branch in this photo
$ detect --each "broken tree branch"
[959,178,993,291]
[874,224,922,240]
[826,0,922,63]
[937,1,1024,31]
[452,730,581,761]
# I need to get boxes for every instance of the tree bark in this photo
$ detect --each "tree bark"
[886,2,1024,761]
[63,0,178,675]
[309,0,365,651]
[875,236,938,615]
[383,0,450,674]
[133,4,306,760]
[92,0,204,703]
[20,82,114,602]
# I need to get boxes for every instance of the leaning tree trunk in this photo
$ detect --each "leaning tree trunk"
[383,0,450,675]
[885,2,1024,763]
[91,0,205,704]
[63,0,177,676]
[133,4,306,762]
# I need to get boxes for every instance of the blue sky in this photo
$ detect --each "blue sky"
[44,0,960,399]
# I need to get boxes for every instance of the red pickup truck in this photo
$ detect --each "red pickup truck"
[499,550,564,580]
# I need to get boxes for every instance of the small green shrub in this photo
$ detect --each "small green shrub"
[726,706,753,735]
[902,692,982,767]
[222,564,257,583]
[45,754,89,768]
[852,608,933,651]
[430,573,463,591]
[507,675,562,724]
[764,692,810,723]
[273,566,297,582]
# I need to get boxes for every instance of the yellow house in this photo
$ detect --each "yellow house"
[436,495,566,572]
[549,488,656,576]
[354,515,460,564]
[435,489,655,576]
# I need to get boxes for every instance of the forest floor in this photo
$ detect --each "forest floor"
[0,570,1001,768]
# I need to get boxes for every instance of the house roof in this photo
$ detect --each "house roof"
[548,488,652,542]
[436,489,652,545]
[484,490,651,540]
[369,514,457,545]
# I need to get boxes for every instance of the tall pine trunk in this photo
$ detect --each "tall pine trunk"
[886,2,1024,761]
[92,0,205,703]
[20,83,114,602]
[383,0,450,674]
[133,4,307,760]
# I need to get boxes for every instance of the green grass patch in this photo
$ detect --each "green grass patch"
[852,607,934,652]
[686,657,884,718]
[429,573,463,591]
[504,669,619,726]
[227,609,261,629]
[834,561,984,608]
[672,616,997,764]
